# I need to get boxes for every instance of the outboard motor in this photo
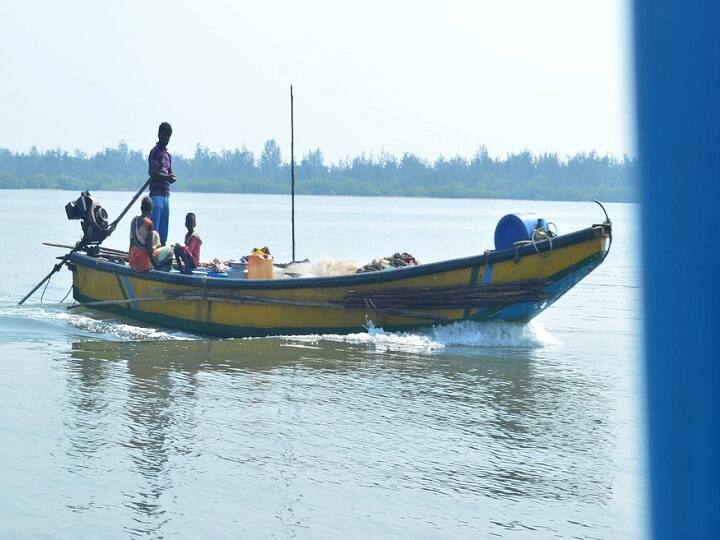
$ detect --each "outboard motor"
[65,191,112,252]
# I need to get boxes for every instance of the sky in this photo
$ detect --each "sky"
[0,0,634,163]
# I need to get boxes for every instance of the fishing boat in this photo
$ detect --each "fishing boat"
[63,210,612,338]
[17,91,612,338]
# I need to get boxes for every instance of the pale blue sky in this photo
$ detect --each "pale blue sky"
[0,0,633,162]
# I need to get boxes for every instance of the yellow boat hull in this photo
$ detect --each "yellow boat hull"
[69,225,610,337]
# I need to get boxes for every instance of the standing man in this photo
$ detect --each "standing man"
[148,121,176,246]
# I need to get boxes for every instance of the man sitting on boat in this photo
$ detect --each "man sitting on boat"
[129,196,174,272]
[173,212,202,274]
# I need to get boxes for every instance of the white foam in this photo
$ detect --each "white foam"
[1,300,560,349]
[0,304,193,341]
[278,319,560,354]
[427,320,560,348]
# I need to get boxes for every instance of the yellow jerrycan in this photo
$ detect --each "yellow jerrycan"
[247,247,274,279]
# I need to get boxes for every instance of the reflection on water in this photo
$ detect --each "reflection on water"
[62,338,612,537]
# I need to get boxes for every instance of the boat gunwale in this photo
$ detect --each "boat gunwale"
[68,225,607,290]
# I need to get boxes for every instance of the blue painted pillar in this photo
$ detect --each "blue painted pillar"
[633,1,720,538]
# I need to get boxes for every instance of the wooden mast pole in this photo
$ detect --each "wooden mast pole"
[290,85,296,262]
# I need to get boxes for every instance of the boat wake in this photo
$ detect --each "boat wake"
[0,296,559,350]
[278,319,560,354]
[0,301,194,342]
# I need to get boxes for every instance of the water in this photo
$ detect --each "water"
[0,190,645,539]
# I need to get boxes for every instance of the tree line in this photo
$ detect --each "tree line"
[0,141,638,202]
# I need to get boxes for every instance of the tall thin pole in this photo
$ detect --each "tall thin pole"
[290,85,296,262]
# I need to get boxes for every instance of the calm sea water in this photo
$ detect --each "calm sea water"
[0,190,645,539]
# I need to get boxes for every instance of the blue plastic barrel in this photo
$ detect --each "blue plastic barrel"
[494,213,547,250]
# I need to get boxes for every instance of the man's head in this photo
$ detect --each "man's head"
[158,122,172,148]
[185,212,196,230]
[140,196,152,216]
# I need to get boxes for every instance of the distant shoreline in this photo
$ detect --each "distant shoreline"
[0,142,639,203]
[0,185,638,203]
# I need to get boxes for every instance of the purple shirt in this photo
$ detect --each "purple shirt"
[148,144,173,196]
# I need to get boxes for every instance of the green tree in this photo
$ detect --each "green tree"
[260,139,282,180]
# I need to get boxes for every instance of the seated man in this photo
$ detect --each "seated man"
[129,196,174,272]
[173,212,202,274]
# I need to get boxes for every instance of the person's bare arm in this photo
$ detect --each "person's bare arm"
[145,224,160,267]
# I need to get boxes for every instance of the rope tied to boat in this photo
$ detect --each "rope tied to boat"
[60,284,73,303]
[531,228,554,258]
[342,280,549,310]
[511,225,555,263]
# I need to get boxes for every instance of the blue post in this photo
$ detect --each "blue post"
[633,1,720,538]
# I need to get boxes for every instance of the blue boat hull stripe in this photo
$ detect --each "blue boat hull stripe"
[463,265,481,318]
[116,274,138,310]
[483,263,494,284]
